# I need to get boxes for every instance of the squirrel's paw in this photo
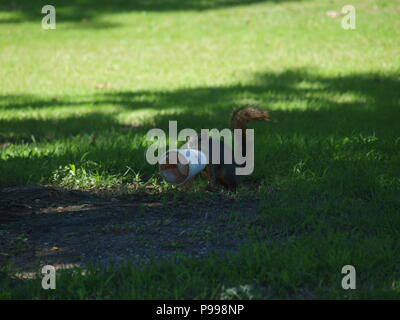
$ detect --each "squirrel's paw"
[205,184,220,192]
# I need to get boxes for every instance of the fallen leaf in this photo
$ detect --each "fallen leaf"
[326,10,340,18]
[95,83,108,89]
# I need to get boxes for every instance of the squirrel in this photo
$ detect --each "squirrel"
[183,105,270,191]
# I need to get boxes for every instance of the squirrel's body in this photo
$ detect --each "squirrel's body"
[185,105,269,191]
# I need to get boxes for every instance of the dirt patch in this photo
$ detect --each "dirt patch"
[0,185,260,273]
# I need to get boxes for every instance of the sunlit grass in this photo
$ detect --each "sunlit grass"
[0,0,399,299]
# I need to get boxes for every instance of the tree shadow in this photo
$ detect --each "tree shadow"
[0,68,399,186]
[2,68,399,136]
[1,0,303,25]
[0,113,121,143]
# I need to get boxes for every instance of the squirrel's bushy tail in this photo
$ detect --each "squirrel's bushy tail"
[230,105,270,130]
[230,105,269,157]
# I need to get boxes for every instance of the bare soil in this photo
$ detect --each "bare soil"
[0,185,259,273]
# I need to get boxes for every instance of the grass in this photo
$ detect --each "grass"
[1,0,400,299]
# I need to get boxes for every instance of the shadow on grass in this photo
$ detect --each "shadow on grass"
[0,68,399,186]
[1,0,302,26]
[1,68,399,133]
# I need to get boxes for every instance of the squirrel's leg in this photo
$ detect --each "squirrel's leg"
[206,165,217,192]
[217,165,238,191]
[181,178,193,191]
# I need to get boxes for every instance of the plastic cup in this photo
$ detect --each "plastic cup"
[159,149,207,186]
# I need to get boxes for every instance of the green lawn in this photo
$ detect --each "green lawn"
[1,0,400,299]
